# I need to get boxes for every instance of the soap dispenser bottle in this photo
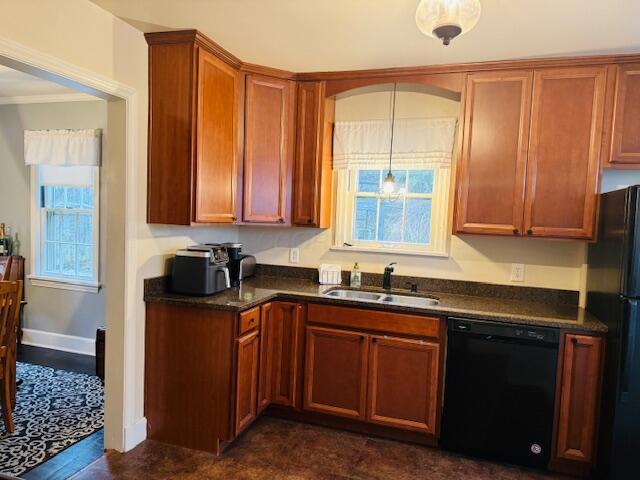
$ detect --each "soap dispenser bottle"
[350,262,362,288]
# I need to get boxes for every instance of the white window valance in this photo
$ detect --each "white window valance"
[333,117,457,170]
[24,129,102,167]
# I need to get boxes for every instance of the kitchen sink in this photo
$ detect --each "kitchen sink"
[380,294,440,308]
[323,289,385,301]
[322,288,439,308]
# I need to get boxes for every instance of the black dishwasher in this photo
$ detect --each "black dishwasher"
[440,318,560,470]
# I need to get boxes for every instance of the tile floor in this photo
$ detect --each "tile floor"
[71,417,568,480]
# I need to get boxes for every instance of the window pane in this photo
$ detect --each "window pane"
[378,199,403,242]
[43,186,54,208]
[77,245,93,278]
[353,197,377,240]
[53,186,66,208]
[60,244,76,275]
[77,214,93,245]
[357,170,380,193]
[408,170,434,194]
[44,242,59,273]
[405,198,432,244]
[60,213,77,243]
[66,187,83,209]
[391,170,407,190]
[82,187,95,210]
[45,211,58,241]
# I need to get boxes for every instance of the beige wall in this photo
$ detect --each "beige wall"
[240,86,588,293]
[0,100,107,339]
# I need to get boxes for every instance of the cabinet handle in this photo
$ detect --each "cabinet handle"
[232,216,238,221]
[307,218,313,224]
[527,229,533,236]
[513,228,519,235]
[277,217,284,223]
[571,337,578,344]
[360,335,365,342]
[372,338,377,343]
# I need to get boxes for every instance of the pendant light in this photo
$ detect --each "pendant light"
[415,0,482,46]
[380,83,405,200]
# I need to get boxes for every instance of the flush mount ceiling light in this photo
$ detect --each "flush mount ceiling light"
[415,0,482,46]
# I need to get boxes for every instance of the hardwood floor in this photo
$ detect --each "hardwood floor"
[72,417,567,480]
[13,345,103,480]
[17,344,95,375]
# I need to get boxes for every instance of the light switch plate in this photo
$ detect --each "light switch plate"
[289,248,300,264]
[511,263,525,282]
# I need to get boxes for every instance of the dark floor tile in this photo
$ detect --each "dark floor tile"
[72,418,569,480]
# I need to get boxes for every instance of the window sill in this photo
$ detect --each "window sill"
[330,245,449,258]
[28,275,101,293]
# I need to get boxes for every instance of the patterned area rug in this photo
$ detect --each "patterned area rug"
[0,362,103,476]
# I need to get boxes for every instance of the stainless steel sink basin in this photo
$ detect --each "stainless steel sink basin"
[380,294,440,308]
[323,289,384,301]
[322,288,439,309]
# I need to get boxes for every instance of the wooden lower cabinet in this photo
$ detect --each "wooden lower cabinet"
[304,326,369,420]
[367,335,440,434]
[235,329,260,435]
[257,303,273,413]
[270,301,302,407]
[554,333,603,464]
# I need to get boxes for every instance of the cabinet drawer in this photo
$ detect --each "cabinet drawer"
[239,307,260,336]
[307,303,440,339]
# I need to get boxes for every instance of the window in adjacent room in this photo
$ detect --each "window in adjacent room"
[30,165,100,292]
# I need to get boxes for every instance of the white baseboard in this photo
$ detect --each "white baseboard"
[124,417,147,451]
[21,328,95,356]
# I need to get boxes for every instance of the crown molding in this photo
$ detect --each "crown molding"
[0,92,98,105]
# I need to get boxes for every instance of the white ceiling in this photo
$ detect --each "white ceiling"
[90,0,640,72]
[0,65,79,98]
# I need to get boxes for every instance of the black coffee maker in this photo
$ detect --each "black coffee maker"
[222,243,256,287]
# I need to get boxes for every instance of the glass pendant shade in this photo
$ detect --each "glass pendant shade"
[415,0,482,45]
[382,171,396,194]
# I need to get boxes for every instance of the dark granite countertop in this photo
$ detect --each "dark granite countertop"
[145,275,607,333]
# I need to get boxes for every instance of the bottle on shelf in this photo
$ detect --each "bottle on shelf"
[0,224,14,256]
[350,262,362,288]
[12,232,20,257]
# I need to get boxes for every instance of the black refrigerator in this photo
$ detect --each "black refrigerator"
[587,186,640,480]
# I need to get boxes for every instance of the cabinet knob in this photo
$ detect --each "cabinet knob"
[513,228,519,235]
[307,218,313,224]
[277,217,285,223]
[571,337,578,344]
[372,338,377,343]
[527,229,533,236]
[360,335,365,342]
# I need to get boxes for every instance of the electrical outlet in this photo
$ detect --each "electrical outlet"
[289,248,300,264]
[510,263,525,282]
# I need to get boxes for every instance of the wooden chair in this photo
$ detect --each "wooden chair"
[0,281,22,434]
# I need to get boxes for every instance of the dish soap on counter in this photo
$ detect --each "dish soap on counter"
[350,262,362,288]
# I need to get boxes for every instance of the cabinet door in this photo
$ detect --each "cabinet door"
[367,336,440,434]
[524,67,606,239]
[257,303,273,413]
[293,81,334,227]
[610,63,640,165]
[195,48,239,223]
[455,71,532,236]
[304,326,368,420]
[243,75,296,223]
[555,334,603,463]
[270,302,301,407]
[235,329,260,435]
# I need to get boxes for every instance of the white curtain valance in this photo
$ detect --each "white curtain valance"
[333,117,457,170]
[24,129,102,167]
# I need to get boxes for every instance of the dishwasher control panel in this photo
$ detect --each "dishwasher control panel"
[449,318,560,345]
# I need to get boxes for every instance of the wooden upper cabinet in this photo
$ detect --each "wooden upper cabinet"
[304,326,369,420]
[243,75,296,224]
[555,334,603,464]
[524,67,606,239]
[293,81,335,228]
[269,301,301,407]
[195,49,239,223]
[455,71,533,236]
[610,63,640,165]
[146,32,240,225]
[367,336,440,434]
